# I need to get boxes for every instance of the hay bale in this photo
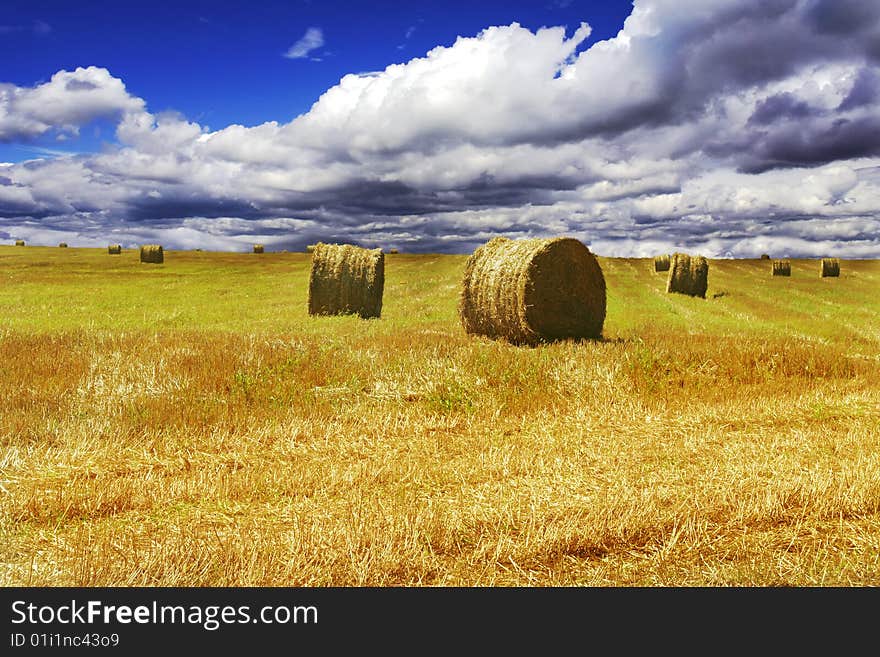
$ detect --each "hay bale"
[14,240,25,246]
[760,254,770,260]
[653,254,670,272]
[459,237,606,346]
[308,243,384,319]
[389,248,399,254]
[820,257,840,277]
[772,259,791,276]
[253,244,264,254]
[306,244,316,253]
[108,244,122,255]
[140,244,164,264]
[58,242,68,248]
[666,252,709,298]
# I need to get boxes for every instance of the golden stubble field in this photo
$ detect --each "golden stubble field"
[1,245,878,586]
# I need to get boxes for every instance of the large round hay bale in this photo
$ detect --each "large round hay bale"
[140,244,164,264]
[306,244,316,253]
[820,258,839,277]
[458,237,606,346]
[760,254,770,260]
[108,244,122,255]
[14,240,25,246]
[666,252,709,298]
[388,248,399,254]
[653,254,670,272]
[58,242,68,248]
[772,259,791,276]
[308,243,384,319]
[253,244,264,254]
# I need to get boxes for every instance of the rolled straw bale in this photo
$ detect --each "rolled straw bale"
[653,254,670,272]
[772,259,791,276]
[760,254,770,260]
[458,237,606,346]
[14,240,25,246]
[308,243,384,319]
[140,244,164,264]
[108,244,122,254]
[820,257,840,277]
[306,244,316,253]
[666,252,709,298]
[253,244,264,253]
[58,242,68,248]
[389,248,399,254]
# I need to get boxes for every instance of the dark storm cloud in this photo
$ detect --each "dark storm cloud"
[125,196,266,223]
[838,68,880,111]
[805,0,880,35]
[748,93,820,126]
[740,116,880,173]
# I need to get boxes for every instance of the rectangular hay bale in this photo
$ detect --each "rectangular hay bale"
[308,243,384,319]
[820,258,839,277]
[772,259,791,276]
[666,252,709,298]
[140,244,164,264]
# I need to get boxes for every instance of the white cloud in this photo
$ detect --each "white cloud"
[283,27,324,59]
[0,66,145,141]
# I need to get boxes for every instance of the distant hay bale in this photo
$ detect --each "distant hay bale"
[459,236,606,346]
[306,244,316,253]
[108,244,122,254]
[772,259,791,276]
[666,252,709,298]
[14,240,25,246]
[140,244,164,264]
[389,248,399,254]
[308,243,384,319]
[820,257,840,278]
[653,254,670,272]
[58,242,68,248]
[760,254,770,260]
[253,244,264,254]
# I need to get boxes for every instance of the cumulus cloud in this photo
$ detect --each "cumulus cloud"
[0,66,145,142]
[2,0,880,257]
[283,27,324,59]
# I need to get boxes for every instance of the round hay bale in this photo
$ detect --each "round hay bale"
[389,248,399,254]
[58,242,68,248]
[666,252,709,298]
[820,258,840,277]
[760,254,770,260]
[306,244,316,253]
[772,259,791,277]
[108,244,122,255]
[308,243,384,319]
[458,237,606,346]
[140,244,164,264]
[653,254,670,272]
[253,244,264,254]
[14,240,25,246]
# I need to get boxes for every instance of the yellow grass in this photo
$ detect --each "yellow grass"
[0,248,878,586]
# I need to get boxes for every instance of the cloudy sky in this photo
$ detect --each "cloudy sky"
[2,0,879,257]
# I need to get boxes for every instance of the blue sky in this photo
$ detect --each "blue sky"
[1,0,634,160]
[2,0,879,257]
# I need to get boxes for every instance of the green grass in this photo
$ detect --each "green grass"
[2,247,877,345]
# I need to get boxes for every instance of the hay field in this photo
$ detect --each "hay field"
[1,245,879,586]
